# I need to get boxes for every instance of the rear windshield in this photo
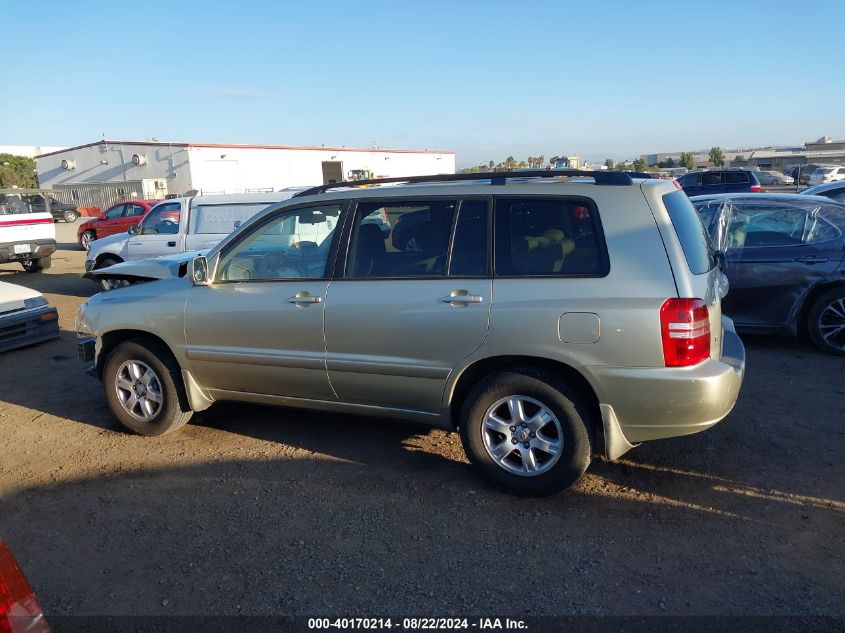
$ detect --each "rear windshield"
[662,190,715,274]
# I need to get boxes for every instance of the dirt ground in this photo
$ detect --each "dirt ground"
[0,222,843,618]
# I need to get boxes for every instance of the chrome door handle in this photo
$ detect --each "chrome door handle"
[440,290,484,305]
[288,292,322,305]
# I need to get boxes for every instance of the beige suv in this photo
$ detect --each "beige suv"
[76,171,745,496]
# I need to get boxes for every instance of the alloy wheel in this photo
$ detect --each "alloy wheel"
[818,297,845,351]
[115,360,163,421]
[482,396,563,476]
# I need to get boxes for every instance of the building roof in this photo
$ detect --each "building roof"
[36,140,454,158]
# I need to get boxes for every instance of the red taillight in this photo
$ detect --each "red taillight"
[672,179,683,190]
[750,184,761,192]
[660,298,711,367]
[0,541,49,633]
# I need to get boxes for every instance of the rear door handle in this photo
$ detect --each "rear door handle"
[794,255,829,263]
[288,292,322,305]
[440,290,484,305]
[167,241,176,247]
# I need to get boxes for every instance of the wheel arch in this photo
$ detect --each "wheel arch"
[94,252,124,269]
[798,280,845,335]
[96,329,180,379]
[446,355,602,437]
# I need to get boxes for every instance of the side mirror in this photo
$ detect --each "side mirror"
[718,272,730,300]
[189,255,210,286]
[128,225,140,235]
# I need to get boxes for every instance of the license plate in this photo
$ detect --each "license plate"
[13,244,31,254]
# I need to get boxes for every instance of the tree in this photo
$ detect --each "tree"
[0,154,38,189]
[680,152,694,170]
[709,147,725,167]
[488,160,494,170]
[631,158,649,172]
[734,154,747,163]
[604,158,614,170]
[658,157,676,168]
[537,155,544,168]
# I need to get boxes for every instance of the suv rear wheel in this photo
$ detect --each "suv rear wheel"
[459,368,593,496]
[63,209,79,222]
[102,338,193,436]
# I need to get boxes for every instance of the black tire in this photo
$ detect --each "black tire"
[81,230,96,251]
[807,287,845,356]
[21,256,51,273]
[102,338,193,436]
[459,367,594,497]
[64,210,79,222]
[94,257,127,292]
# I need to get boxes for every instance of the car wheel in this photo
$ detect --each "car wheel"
[459,368,594,496]
[102,338,193,436]
[94,257,127,292]
[64,210,79,222]
[807,287,845,356]
[81,231,96,251]
[21,256,51,273]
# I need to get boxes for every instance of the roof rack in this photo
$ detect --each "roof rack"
[293,169,649,198]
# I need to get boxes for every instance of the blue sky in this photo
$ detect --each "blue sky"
[3,0,844,166]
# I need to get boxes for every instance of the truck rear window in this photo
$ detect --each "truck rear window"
[662,190,715,274]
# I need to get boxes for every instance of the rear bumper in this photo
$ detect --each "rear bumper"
[0,306,60,353]
[0,239,56,263]
[592,317,745,446]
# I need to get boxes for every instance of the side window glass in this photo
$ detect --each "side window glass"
[105,205,125,219]
[724,172,747,184]
[727,203,807,248]
[127,204,145,217]
[680,173,700,187]
[805,209,842,244]
[218,204,340,281]
[347,200,456,278]
[702,172,722,186]
[495,198,606,277]
[449,200,489,277]
[140,203,182,235]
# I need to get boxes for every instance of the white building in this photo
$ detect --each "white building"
[35,140,456,199]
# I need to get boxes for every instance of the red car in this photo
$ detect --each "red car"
[0,538,50,632]
[77,199,160,251]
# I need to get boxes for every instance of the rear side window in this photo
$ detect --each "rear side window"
[724,172,749,184]
[663,190,715,274]
[347,200,457,278]
[702,172,722,186]
[679,173,700,187]
[494,198,607,277]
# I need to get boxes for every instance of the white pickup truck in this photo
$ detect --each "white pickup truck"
[84,191,308,290]
[0,194,57,272]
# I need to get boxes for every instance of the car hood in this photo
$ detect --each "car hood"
[84,250,209,282]
[0,281,43,313]
[87,231,131,259]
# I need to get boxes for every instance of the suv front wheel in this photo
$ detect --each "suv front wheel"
[102,338,193,436]
[459,368,593,497]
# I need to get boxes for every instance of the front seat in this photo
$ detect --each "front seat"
[349,223,386,276]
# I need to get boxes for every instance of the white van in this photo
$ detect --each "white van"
[0,193,57,272]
